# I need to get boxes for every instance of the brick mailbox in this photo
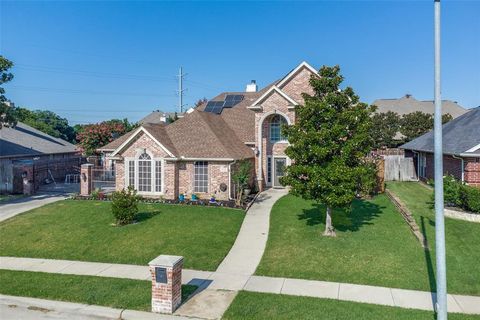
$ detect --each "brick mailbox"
[149,255,183,314]
[80,163,93,196]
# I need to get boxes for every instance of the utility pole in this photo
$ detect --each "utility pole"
[434,0,447,319]
[177,67,187,113]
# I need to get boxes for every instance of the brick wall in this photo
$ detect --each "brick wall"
[465,157,480,186]
[280,67,315,104]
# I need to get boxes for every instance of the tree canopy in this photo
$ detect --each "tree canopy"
[281,65,376,236]
[0,55,16,128]
[400,111,452,142]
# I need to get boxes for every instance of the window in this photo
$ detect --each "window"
[155,160,162,192]
[138,153,152,192]
[419,153,427,178]
[194,161,208,193]
[269,115,287,143]
[267,157,272,184]
[128,160,135,187]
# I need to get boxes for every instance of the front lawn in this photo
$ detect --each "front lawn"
[0,270,197,311]
[255,193,436,292]
[223,291,480,320]
[387,182,480,295]
[0,200,244,271]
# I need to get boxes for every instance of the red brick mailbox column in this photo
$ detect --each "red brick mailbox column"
[80,163,93,196]
[149,255,183,314]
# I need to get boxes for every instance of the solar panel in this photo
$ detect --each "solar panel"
[204,95,244,114]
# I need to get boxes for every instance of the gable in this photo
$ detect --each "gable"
[279,66,316,104]
[110,127,175,158]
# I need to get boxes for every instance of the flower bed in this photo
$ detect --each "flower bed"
[70,193,258,210]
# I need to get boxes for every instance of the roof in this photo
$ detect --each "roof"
[0,122,78,158]
[401,106,480,156]
[139,111,183,125]
[373,95,468,118]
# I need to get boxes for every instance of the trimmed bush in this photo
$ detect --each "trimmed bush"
[443,175,462,207]
[460,186,480,214]
[111,187,140,225]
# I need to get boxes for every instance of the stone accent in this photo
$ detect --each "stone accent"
[444,208,480,223]
[80,164,93,196]
[149,255,183,314]
[385,189,428,249]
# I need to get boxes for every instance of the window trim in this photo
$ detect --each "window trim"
[124,152,165,195]
[269,114,288,143]
[193,161,209,193]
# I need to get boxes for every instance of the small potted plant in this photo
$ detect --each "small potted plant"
[179,193,185,202]
[209,194,216,203]
[191,193,198,201]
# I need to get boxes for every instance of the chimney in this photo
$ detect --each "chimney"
[246,80,257,93]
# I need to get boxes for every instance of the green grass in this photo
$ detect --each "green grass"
[256,193,435,292]
[387,182,480,295]
[223,291,480,320]
[0,270,197,311]
[0,200,244,271]
[0,194,24,203]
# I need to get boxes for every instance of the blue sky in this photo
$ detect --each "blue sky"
[1,1,479,124]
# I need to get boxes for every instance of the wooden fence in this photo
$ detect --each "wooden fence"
[384,155,418,182]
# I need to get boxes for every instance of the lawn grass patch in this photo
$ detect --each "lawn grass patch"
[387,182,480,295]
[0,200,244,271]
[0,269,197,311]
[256,193,435,291]
[223,291,480,320]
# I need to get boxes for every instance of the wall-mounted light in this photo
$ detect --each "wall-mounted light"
[254,147,259,156]
[21,171,28,178]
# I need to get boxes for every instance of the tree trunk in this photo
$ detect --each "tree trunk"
[323,206,336,237]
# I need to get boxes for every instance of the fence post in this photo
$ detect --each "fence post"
[80,163,93,196]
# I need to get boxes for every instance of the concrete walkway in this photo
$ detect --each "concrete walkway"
[0,193,67,223]
[2,256,480,316]
[0,294,198,320]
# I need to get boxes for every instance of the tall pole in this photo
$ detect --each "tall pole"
[178,67,185,113]
[434,0,447,319]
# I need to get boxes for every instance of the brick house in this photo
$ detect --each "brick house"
[101,62,318,200]
[401,106,480,187]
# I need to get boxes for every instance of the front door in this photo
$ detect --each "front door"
[273,158,286,187]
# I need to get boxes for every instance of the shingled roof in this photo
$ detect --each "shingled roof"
[373,95,468,118]
[0,122,78,158]
[401,106,480,156]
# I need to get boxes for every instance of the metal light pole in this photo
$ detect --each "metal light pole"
[434,0,447,319]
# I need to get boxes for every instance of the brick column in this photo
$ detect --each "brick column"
[80,163,93,196]
[149,255,183,314]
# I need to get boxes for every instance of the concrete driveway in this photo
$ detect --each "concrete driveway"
[0,193,67,223]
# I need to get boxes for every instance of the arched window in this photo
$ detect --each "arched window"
[138,153,152,192]
[269,114,288,143]
[126,151,163,194]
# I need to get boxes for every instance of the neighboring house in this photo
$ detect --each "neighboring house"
[139,110,188,125]
[401,106,480,187]
[373,94,468,118]
[0,122,81,193]
[101,61,317,200]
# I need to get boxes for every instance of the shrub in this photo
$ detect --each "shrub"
[460,186,480,214]
[111,187,140,225]
[443,175,462,207]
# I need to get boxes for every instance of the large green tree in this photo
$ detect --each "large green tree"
[15,107,76,142]
[281,65,375,237]
[0,56,16,128]
[370,110,401,148]
[400,111,452,142]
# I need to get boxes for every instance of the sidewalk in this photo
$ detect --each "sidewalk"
[2,256,480,315]
[0,193,67,223]
[0,294,197,320]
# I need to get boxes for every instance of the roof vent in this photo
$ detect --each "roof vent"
[246,80,257,93]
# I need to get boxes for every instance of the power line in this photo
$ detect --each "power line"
[7,85,176,97]
[15,64,176,82]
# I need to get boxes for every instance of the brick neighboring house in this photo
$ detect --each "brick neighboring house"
[100,61,317,200]
[0,122,81,193]
[401,106,480,187]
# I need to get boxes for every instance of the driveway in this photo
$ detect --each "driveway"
[0,193,67,223]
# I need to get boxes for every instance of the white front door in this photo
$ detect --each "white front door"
[273,157,287,188]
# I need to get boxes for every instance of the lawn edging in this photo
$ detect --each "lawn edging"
[444,207,480,223]
[385,189,428,249]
